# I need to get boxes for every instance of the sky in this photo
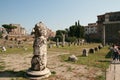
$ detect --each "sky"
[0,0,120,33]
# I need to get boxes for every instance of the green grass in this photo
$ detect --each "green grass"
[0,42,110,70]
[95,75,105,80]
[0,61,5,70]
[0,44,33,54]
[51,71,56,74]
[0,39,33,54]
[60,46,111,70]
[48,43,101,54]
[10,78,28,80]
[0,41,110,80]
[60,46,111,80]
[0,65,5,70]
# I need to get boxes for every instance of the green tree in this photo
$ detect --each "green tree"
[55,30,66,42]
[2,24,17,29]
[68,25,76,37]
[53,20,85,43]
[65,37,77,42]
[2,24,17,34]
[80,26,84,38]
[68,20,84,38]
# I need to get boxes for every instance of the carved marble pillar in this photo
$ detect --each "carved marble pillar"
[26,22,51,79]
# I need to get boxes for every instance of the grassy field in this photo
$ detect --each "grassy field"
[0,42,111,70]
[0,40,111,80]
[59,45,111,80]
[48,43,101,54]
[0,41,33,54]
[60,46,111,70]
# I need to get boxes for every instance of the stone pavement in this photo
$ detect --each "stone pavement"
[106,61,120,80]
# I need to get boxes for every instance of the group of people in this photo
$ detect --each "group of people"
[111,44,120,61]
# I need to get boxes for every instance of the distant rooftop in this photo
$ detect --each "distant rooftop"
[97,11,120,16]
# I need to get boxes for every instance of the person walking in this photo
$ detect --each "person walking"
[112,44,120,61]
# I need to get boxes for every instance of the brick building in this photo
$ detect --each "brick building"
[97,11,120,44]
[84,23,99,42]
[85,23,97,34]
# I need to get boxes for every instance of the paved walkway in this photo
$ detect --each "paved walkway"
[106,62,120,80]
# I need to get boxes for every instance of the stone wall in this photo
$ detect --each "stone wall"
[9,24,26,35]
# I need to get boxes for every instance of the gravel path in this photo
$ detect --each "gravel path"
[106,62,120,80]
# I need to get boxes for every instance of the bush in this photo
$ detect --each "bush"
[65,37,77,42]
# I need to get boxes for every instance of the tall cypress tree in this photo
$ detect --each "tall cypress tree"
[75,22,77,26]
[78,20,80,26]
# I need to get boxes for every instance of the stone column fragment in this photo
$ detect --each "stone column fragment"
[26,22,51,79]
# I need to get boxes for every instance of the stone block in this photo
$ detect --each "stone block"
[82,49,89,56]
[89,48,95,53]
[68,55,78,62]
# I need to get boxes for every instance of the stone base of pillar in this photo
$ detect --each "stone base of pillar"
[26,68,51,79]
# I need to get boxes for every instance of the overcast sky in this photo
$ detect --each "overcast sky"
[0,0,120,33]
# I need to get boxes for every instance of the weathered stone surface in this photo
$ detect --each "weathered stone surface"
[68,55,78,62]
[82,49,89,56]
[98,45,103,49]
[26,22,51,79]
[9,45,14,48]
[1,46,6,52]
[56,38,59,48]
[26,68,51,79]
[48,44,52,48]
[94,47,99,51]
[89,48,95,53]
[31,22,47,70]
[0,46,6,52]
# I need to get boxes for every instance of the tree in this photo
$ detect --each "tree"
[2,24,17,29]
[65,37,77,43]
[56,30,66,36]
[2,24,17,34]
[78,20,80,26]
[55,30,66,42]
[80,26,84,38]
[68,20,84,38]
[53,20,85,43]
[68,25,76,37]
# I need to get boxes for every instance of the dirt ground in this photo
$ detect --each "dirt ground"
[0,50,103,80]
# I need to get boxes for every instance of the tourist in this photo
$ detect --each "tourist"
[112,44,120,61]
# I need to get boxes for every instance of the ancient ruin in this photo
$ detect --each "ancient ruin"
[26,22,51,79]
